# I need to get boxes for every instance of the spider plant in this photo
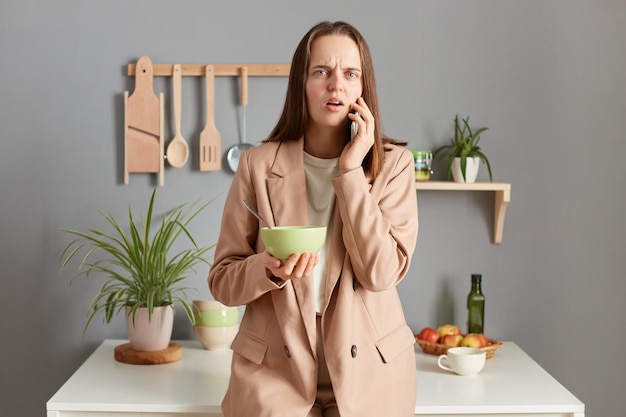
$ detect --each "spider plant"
[60,188,215,335]
[432,115,493,182]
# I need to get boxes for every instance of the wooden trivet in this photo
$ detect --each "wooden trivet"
[114,342,183,365]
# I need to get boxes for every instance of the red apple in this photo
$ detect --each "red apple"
[417,327,439,343]
[461,333,489,348]
[441,334,463,347]
[437,324,462,339]
[475,333,489,347]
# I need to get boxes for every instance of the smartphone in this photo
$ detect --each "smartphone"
[350,112,359,141]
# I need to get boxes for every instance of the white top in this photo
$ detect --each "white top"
[47,341,584,416]
[303,151,339,313]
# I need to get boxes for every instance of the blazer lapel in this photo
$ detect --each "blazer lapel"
[267,138,317,354]
[266,140,308,227]
[323,203,346,310]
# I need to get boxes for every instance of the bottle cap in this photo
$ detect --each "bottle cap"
[471,274,482,283]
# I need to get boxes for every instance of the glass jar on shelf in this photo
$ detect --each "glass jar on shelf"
[412,150,433,181]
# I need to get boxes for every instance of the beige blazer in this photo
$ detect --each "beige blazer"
[208,137,418,417]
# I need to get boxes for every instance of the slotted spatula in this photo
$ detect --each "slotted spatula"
[199,65,221,171]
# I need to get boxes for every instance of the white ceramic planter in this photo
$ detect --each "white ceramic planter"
[452,157,480,183]
[125,305,174,351]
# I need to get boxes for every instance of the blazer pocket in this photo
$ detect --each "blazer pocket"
[375,324,416,364]
[231,331,269,365]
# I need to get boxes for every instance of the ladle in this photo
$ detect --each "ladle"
[167,64,189,168]
[226,67,254,172]
[243,200,272,229]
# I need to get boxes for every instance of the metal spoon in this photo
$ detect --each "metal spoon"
[243,200,272,229]
[226,67,254,173]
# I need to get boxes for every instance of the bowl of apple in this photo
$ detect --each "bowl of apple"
[415,324,503,359]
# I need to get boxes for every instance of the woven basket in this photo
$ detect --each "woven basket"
[415,336,503,359]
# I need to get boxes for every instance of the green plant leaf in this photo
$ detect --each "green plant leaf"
[431,115,493,182]
[59,188,216,336]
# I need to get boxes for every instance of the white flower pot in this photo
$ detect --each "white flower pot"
[452,157,480,183]
[125,305,174,351]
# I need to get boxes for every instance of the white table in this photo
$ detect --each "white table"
[47,340,584,417]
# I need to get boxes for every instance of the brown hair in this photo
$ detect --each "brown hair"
[264,21,405,178]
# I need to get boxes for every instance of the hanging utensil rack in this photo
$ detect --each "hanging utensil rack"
[127,63,290,77]
[124,60,289,186]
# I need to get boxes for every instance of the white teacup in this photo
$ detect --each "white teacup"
[438,347,486,376]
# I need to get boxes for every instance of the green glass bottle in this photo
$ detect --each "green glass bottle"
[467,274,485,334]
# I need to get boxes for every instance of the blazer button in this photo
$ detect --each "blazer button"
[284,345,291,358]
[351,345,357,358]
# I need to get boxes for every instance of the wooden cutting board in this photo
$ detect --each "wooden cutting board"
[124,55,164,186]
[114,342,182,365]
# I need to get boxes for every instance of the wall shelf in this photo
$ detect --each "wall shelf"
[415,181,511,244]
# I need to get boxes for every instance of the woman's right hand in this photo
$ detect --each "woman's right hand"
[263,251,319,282]
[340,97,375,172]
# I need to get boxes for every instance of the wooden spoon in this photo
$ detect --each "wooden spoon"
[167,64,189,168]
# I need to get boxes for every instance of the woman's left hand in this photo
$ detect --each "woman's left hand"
[340,97,374,172]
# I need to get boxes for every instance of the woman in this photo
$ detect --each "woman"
[208,21,418,417]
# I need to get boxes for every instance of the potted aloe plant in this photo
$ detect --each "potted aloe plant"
[433,115,493,183]
[60,189,214,351]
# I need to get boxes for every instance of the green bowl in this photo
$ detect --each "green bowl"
[192,300,239,327]
[260,226,327,262]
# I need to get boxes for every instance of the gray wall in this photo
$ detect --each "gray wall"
[1,1,624,416]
